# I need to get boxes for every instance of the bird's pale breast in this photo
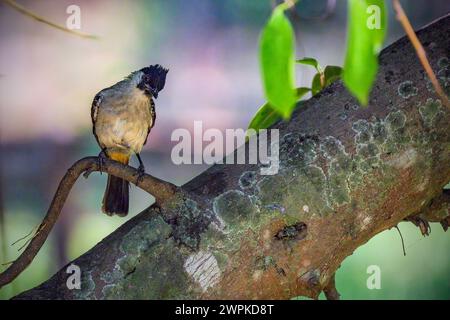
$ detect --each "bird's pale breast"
[95,88,152,154]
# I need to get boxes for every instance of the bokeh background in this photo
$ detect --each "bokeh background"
[0,0,449,299]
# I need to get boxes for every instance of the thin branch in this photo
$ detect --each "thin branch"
[394,225,406,256]
[0,156,180,289]
[2,0,98,39]
[392,0,450,109]
[323,273,340,300]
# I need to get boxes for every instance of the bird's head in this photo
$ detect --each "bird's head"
[136,64,169,98]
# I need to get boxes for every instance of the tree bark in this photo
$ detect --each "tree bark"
[14,15,450,300]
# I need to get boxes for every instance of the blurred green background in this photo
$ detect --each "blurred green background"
[0,0,449,299]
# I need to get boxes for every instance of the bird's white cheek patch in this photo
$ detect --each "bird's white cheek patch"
[184,251,221,292]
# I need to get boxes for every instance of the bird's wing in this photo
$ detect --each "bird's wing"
[143,99,156,146]
[91,92,104,147]
[150,98,156,129]
[91,92,103,124]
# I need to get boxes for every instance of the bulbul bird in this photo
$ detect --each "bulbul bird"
[91,65,168,216]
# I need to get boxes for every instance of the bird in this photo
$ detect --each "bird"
[91,64,168,216]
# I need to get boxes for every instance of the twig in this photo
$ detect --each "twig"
[0,156,6,274]
[323,273,340,300]
[10,225,37,246]
[392,0,450,109]
[0,156,180,289]
[2,0,98,39]
[1,260,14,267]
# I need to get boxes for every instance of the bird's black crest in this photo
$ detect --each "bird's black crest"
[140,64,169,93]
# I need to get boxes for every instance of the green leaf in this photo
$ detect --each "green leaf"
[343,0,387,106]
[259,4,297,119]
[247,87,310,133]
[311,73,322,96]
[324,65,343,86]
[296,86,311,99]
[296,57,321,72]
[310,66,343,96]
[247,102,281,133]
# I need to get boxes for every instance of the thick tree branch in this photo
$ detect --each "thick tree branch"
[0,157,179,289]
[7,15,450,300]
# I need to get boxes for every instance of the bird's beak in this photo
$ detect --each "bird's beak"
[144,83,158,98]
[151,88,158,99]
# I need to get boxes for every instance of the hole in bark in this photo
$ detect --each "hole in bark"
[274,222,307,241]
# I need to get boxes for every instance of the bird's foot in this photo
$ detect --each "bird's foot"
[84,150,107,179]
[98,150,107,174]
[135,164,146,186]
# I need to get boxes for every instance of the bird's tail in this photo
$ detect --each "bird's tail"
[102,152,130,217]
